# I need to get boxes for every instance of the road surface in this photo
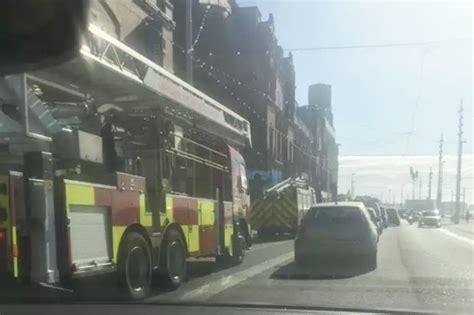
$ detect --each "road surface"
[2,222,472,314]
[148,222,473,313]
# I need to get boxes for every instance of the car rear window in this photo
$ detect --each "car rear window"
[422,211,438,216]
[367,209,377,222]
[303,206,368,240]
[305,206,363,224]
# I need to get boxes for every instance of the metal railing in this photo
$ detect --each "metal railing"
[168,132,228,172]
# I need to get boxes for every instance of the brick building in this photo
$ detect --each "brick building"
[88,0,176,72]
[298,84,338,200]
[88,0,338,201]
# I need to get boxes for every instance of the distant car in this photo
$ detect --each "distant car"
[418,210,441,228]
[386,208,401,226]
[367,207,382,237]
[380,206,388,228]
[398,209,408,219]
[295,202,378,269]
[357,199,384,233]
[407,210,420,224]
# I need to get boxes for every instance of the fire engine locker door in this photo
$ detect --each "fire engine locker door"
[69,205,112,269]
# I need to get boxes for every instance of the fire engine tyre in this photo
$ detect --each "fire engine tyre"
[241,222,252,249]
[117,232,152,300]
[160,230,187,290]
[231,234,245,265]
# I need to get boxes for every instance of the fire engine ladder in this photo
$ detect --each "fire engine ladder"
[0,24,251,148]
[266,177,309,194]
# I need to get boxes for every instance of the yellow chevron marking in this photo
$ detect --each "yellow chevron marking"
[251,195,298,230]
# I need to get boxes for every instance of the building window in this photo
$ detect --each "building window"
[288,138,294,162]
[268,125,274,154]
[146,19,163,65]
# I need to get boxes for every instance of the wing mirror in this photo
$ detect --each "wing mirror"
[0,0,89,74]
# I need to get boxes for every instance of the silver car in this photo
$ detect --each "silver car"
[418,210,441,228]
[295,202,378,269]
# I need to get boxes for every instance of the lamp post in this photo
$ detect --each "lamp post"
[351,173,356,200]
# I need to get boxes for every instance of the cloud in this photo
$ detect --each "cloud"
[338,154,474,204]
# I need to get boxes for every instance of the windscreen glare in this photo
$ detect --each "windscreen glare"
[422,211,439,217]
[0,1,472,314]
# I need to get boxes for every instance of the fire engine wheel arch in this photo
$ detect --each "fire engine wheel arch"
[117,228,152,300]
[159,227,187,289]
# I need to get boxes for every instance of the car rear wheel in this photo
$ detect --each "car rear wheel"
[294,252,304,266]
[366,251,377,270]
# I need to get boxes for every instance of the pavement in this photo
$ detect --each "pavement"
[2,223,473,314]
[441,219,474,240]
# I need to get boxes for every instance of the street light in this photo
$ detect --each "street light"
[401,184,406,208]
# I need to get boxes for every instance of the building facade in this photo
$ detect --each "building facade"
[88,0,338,201]
[171,2,338,201]
[89,0,176,72]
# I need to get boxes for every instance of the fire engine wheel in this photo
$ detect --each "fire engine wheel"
[118,232,152,300]
[230,234,245,265]
[241,221,252,249]
[160,229,187,289]
[216,235,245,266]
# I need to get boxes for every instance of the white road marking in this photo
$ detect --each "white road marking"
[39,282,74,293]
[180,252,293,301]
[250,240,292,252]
[439,228,474,246]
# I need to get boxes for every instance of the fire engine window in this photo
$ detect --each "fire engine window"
[195,161,212,199]
[163,150,172,181]
[185,160,195,196]
[172,155,191,195]
[240,164,248,191]
[211,168,228,201]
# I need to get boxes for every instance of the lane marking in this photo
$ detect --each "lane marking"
[39,282,74,293]
[180,252,293,301]
[249,240,293,252]
[439,228,474,246]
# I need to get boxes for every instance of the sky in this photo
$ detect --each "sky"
[236,0,473,203]
[338,154,473,205]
